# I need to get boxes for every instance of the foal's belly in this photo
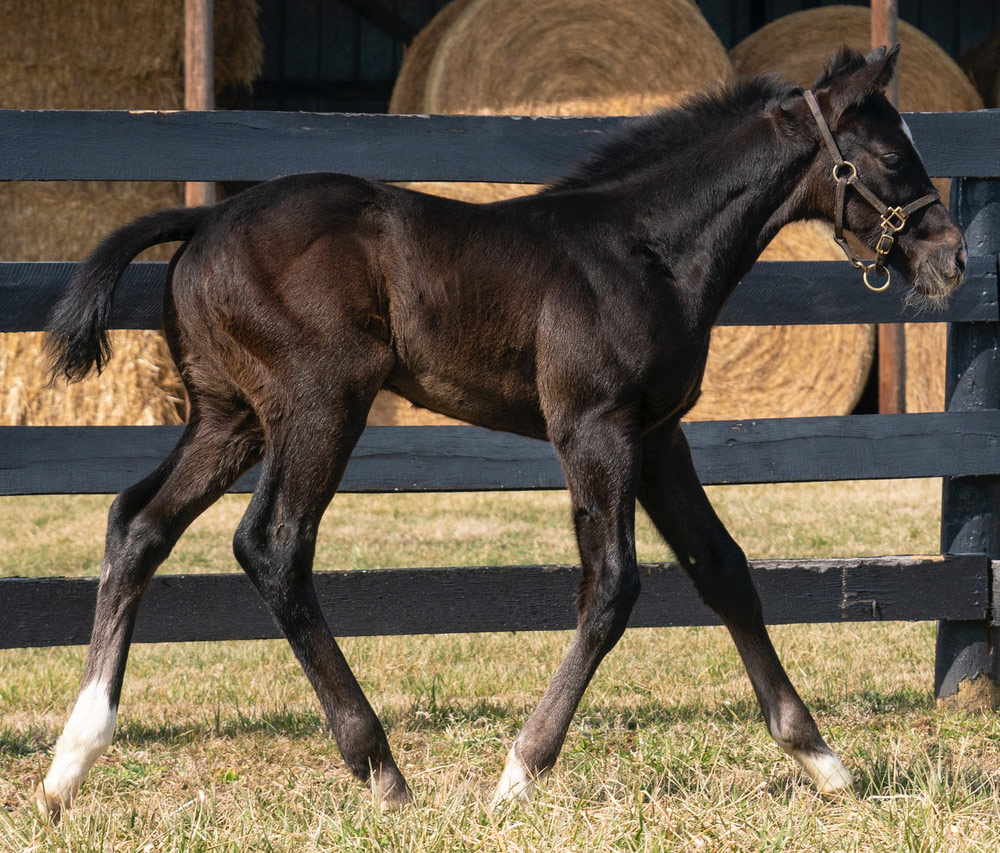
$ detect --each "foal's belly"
[386,360,548,439]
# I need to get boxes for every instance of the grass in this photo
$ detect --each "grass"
[2,480,1000,851]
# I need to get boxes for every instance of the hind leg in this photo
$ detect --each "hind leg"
[232,380,408,806]
[36,407,262,819]
[638,426,852,793]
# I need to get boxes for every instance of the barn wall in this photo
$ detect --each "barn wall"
[252,0,1000,113]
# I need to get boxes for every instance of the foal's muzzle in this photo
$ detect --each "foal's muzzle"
[910,236,966,302]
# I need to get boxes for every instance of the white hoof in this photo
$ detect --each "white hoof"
[793,750,854,794]
[491,745,540,806]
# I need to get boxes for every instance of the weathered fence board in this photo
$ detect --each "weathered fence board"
[2,256,996,333]
[0,555,986,649]
[1,110,997,182]
[4,412,1000,496]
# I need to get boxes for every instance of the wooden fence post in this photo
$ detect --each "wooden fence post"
[184,0,215,207]
[872,0,906,415]
[936,176,1000,711]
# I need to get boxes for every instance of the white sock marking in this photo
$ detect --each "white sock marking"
[791,749,854,794]
[768,707,853,794]
[41,679,118,809]
[491,744,538,805]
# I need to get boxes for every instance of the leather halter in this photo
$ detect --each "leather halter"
[803,89,940,292]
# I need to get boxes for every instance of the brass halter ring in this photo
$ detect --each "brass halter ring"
[832,161,857,183]
[862,263,891,292]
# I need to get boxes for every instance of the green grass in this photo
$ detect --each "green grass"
[3,480,1000,851]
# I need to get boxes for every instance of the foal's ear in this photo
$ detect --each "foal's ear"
[814,43,900,123]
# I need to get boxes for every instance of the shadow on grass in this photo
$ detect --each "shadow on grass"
[112,704,328,747]
[0,725,49,757]
[630,754,1000,805]
[93,684,936,751]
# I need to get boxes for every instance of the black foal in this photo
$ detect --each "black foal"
[38,45,964,818]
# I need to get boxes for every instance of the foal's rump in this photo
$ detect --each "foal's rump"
[46,170,554,431]
[165,175,403,410]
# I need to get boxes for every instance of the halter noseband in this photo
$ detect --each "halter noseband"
[803,89,940,292]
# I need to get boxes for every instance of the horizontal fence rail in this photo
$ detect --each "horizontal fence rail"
[0,555,988,649]
[2,109,998,664]
[5,413,1000,496]
[2,257,997,332]
[1,109,999,182]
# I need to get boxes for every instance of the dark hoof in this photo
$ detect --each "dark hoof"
[373,770,412,810]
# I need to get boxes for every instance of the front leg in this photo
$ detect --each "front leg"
[493,408,642,804]
[638,425,853,794]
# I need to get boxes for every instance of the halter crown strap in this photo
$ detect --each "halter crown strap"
[802,89,939,291]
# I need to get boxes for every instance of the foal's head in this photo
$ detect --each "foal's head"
[793,45,965,302]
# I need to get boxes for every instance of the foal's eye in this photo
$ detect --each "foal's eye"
[881,152,904,170]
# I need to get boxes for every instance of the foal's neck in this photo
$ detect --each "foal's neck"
[637,111,815,327]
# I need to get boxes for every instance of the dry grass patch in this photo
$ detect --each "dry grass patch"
[5,479,999,851]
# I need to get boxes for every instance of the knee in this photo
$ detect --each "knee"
[233,517,312,590]
[582,562,640,652]
[686,539,758,611]
[232,519,267,579]
[103,496,170,575]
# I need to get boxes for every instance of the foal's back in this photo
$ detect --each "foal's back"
[170,173,616,436]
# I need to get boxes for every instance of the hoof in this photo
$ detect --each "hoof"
[34,784,64,823]
[796,750,854,795]
[372,769,412,810]
[490,745,541,808]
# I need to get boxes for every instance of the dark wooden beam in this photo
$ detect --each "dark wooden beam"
[5,411,1000,497]
[251,80,396,103]
[3,255,994,335]
[0,110,996,183]
[338,0,419,45]
[0,555,987,649]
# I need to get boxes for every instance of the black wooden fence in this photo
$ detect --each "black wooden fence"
[1,108,998,703]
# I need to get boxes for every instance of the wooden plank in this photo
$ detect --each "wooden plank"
[3,255,995,334]
[5,411,1000,497]
[0,110,996,182]
[0,555,986,649]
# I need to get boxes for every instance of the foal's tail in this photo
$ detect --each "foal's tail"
[46,206,210,383]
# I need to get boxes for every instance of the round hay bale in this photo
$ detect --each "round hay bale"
[397,0,732,206]
[0,0,262,427]
[731,5,984,414]
[423,0,732,115]
[959,26,1000,109]
[388,0,477,114]
[731,6,983,114]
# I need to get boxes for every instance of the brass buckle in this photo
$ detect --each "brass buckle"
[881,207,907,232]
[875,232,895,256]
[832,161,857,183]
[862,262,891,292]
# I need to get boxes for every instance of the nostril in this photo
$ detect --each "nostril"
[956,245,968,274]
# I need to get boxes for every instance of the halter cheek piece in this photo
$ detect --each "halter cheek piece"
[803,89,940,292]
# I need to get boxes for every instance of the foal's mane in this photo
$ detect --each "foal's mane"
[544,74,803,194]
